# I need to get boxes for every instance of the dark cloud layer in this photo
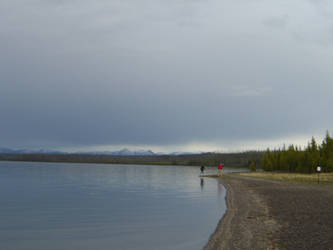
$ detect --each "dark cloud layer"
[1,0,333,150]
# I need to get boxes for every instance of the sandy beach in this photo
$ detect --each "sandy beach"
[204,174,333,250]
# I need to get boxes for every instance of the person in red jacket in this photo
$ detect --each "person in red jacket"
[218,163,224,176]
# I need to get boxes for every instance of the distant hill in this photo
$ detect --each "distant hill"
[0,147,160,156]
[79,148,157,156]
[0,150,264,168]
[0,148,63,154]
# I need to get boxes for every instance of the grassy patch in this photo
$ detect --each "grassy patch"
[239,172,333,185]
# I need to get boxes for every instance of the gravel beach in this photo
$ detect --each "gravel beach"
[204,175,333,250]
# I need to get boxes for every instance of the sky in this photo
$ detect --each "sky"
[1,0,333,153]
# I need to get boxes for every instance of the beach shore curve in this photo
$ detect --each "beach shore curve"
[203,174,333,250]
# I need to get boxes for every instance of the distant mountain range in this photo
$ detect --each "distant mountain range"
[0,147,193,156]
[81,148,156,156]
[0,148,64,154]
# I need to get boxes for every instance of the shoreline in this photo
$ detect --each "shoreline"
[204,174,333,250]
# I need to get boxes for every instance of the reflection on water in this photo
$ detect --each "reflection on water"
[218,182,224,202]
[200,178,204,191]
[0,161,226,250]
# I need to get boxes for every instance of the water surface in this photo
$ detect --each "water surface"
[0,161,227,250]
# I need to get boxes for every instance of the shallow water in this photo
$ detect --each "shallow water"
[0,161,228,250]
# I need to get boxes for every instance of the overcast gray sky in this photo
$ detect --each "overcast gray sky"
[1,0,333,152]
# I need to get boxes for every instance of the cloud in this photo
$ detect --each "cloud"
[230,86,272,97]
[0,0,333,151]
[262,15,288,29]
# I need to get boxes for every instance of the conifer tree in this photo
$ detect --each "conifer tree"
[260,132,333,173]
[249,160,256,172]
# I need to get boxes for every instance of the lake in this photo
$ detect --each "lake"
[0,161,228,250]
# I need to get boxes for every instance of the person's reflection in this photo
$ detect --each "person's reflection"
[200,178,204,191]
[217,182,223,200]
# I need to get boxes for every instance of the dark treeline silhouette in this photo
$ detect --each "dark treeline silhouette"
[0,151,263,168]
[262,131,333,173]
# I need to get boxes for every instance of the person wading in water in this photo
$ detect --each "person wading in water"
[200,166,205,175]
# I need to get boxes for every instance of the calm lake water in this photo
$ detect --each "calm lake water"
[0,161,228,250]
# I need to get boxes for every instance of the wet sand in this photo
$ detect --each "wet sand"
[204,174,333,250]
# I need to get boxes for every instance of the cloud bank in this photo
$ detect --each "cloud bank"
[0,0,333,151]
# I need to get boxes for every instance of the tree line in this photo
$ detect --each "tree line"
[0,151,263,168]
[262,132,333,173]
